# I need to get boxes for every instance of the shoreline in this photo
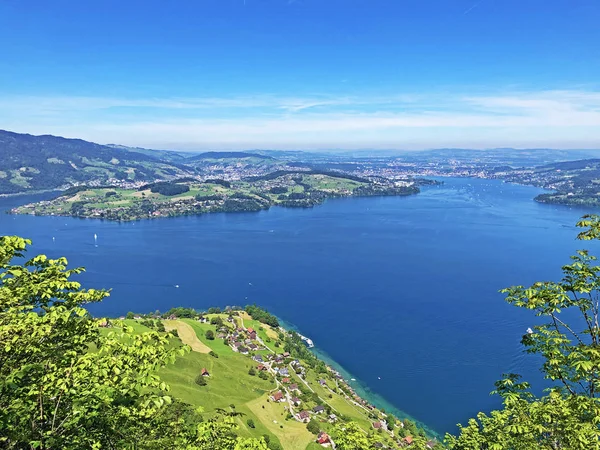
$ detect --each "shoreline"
[277,316,441,439]
[9,189,421,222]
[107,308,441,441]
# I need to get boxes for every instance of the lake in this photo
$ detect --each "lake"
[0,177,594,434]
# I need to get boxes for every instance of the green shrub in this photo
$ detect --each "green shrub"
[306,419,320,434]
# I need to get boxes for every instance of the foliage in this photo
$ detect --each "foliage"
[205,178,232,188]
[163,306,198,318]
[139,181,191,196]
[206,329,215,340]
[245,305,280,328]
[269,186,287,194]
[0,236,186,449]
[332,422,371,449]
[211,316,224,327]
[189,415,268,450]
[306,419,320,435]
[447,216,600,449]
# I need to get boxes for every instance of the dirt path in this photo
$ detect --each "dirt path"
[164,320,211,353]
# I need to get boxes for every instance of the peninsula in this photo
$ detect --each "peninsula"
[10,170,424,221]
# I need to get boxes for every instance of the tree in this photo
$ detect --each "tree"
[195,374,208,386]
[234,437,268,450]
[247,418,256,428]
[192,416,238,450]
[206,329,215,340]
[332,423,370,450]
[126,311,135,319]
[447,216,600,449]
[306,419,320,434]
[248,366,257,376]
[0,236,186,449]
[188,414,269,450]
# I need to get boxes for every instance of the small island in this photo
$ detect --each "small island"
[11,170,426,221]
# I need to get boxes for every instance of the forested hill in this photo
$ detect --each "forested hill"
[0,130,193,194]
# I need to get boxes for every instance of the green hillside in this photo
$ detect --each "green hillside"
[115,309,438,450]
[0,130,193,194]
[11,171,419,221]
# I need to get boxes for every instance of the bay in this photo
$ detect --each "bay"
[0,177,594,434]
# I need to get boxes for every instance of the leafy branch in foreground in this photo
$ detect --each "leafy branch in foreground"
[0,236,270,449]
[446,216,600,449]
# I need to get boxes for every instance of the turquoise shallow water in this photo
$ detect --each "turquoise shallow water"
[0,178,595,434]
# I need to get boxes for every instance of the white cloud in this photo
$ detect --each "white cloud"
[1,89,599,150]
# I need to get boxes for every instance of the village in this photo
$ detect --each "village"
[131,307,443,450]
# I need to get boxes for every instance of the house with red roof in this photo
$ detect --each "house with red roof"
[296,410,310,423]
[401,436,414,447]
[317,432,330,446]
[271,391,284,402]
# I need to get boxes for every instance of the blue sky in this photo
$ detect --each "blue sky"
[1,0,599,150]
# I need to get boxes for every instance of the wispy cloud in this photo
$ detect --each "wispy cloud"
[1,89,599,150]
[463,0,484,15]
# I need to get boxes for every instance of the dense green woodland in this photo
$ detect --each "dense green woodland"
[2,217,600,448]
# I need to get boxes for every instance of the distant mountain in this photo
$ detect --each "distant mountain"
[538,158,600,171]
[106,144,198,163]
[185,151,274,161]
[402,148,600,167]
[0,130,193,194]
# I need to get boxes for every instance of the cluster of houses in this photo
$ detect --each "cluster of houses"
[121,312,436,449]
[226,325,264,355]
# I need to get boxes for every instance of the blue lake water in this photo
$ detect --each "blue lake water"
[0,177,596,434]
